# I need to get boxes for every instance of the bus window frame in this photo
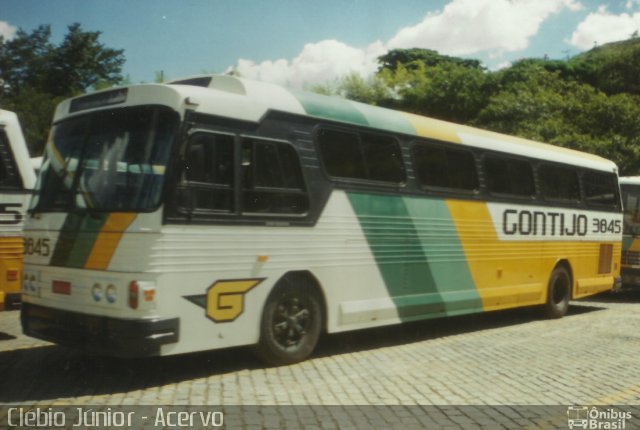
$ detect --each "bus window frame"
[482,152,537,201]
[176,129,237,217]
[582,169,621,211]
[239,134,311,218]
[172,129,311,221]
[314,124,407,189]
[537,161,582,205]
[410,139,481,196]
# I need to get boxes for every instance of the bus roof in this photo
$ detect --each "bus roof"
[620,176,640,185]
[58,74,618,174]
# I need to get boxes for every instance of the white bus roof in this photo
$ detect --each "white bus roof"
[55,75,618,174]
[620,176,640,185]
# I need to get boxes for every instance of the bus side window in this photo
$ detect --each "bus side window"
[317,128,366,180]
[539,164,580,202]
[317,127,405,185]
[0,130,23,189]
[242,138,309,214]
[484,155,535,198]
[361,133,406,184]
[583,171,619,209]
[181,132,235,213]
[413,143,478,192]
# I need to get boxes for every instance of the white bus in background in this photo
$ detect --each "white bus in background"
[0,109,37,309]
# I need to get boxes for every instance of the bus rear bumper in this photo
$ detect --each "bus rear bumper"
[621,268,640,289]
[21,302,179,358]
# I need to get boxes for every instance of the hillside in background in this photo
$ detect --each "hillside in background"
[316,37,640,175]
[569,37,640,96]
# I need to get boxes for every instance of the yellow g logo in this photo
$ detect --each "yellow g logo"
[206,279,263,322]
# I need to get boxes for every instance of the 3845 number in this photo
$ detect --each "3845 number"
[592,218,622,234]
[24,238,51,257]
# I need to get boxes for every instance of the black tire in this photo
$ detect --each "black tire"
[544,266,571,318]
[253,277,322,366]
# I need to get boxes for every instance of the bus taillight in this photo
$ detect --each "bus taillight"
[129,281,139,309]
[7,269,18,282]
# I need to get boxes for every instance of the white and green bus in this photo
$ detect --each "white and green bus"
[0,109,37,310]
[21,75,622,364]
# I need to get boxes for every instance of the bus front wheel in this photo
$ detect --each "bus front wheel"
[254,278,322,366]
[544,266,571,319]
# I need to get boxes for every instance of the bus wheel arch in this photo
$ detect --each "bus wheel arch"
[544,261,572,319]
[253,270,325,365]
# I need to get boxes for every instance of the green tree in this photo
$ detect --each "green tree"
[378,48,483,72]
[308,72,391,105]
[0,25,53,95]
[475,63,640,174]
[306,42,640,174]
[0,23,125,154]
[379,59,492,123]
[569,38,640,95]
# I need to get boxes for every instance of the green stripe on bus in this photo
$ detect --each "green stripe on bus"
[403,197,483,315]
[290,89,369,126]
[50,213,108,268]
[350,102,416,136]
[347,192,445,320]
[348,193,482,320]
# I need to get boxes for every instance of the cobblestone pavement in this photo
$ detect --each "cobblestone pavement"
[1,291,640,428]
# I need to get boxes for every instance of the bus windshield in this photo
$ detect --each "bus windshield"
[32,106,178,212]
[622,184,640,235]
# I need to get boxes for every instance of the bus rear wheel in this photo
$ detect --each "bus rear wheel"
[544,266,571,319]
[254,278,322,366]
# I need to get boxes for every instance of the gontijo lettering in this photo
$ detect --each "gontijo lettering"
[503,209,588,236]
[502,209,621,237]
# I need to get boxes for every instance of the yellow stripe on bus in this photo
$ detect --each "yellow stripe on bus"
[446,200,618,311]
[401,112,462,143]
[84,213,137,270]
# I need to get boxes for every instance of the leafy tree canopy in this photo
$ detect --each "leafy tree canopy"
[316,39,640,175]
[0,23,125,154]
[568,38,640,96]
[378,48,484,72]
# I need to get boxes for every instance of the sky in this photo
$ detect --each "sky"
[1,0,640,88]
